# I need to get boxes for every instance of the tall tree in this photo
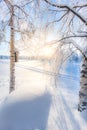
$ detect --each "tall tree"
[43,0,87,111]
[3,0,15,93]
[2,0,35,93]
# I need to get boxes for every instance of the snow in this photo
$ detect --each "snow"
[0,60,87,130]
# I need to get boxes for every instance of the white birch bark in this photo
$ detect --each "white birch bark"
[78,55,87,111]
[9,6,15,93]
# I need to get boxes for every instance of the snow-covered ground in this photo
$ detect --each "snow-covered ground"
[0,60,87,130]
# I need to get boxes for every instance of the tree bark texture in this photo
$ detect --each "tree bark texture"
[78,56,87,111]
[9,6,15,93]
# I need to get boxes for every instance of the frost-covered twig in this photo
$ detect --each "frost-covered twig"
[44,0,87,25]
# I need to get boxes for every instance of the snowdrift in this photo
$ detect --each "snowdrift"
[0,88,52,130]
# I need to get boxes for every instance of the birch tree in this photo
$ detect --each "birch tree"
[42,0,87,111]
[1,0,35,93]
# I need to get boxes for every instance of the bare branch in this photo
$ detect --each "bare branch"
[48,9,67,12]
[62,49,77,63]
[14,5,29,16]
[46,10,69,27]
[61,39,87,58]
[73,4,87,8]
[44,0,87,25]
[21,0,33,7]
[3,0,12,10]
[57,35,87,41]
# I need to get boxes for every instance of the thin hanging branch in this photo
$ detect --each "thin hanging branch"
[44,0,87,25]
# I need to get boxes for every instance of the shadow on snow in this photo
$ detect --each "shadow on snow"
[0,92,52,130]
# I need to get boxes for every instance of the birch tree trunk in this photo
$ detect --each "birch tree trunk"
[9,6,15,93]
[78,56,87,112]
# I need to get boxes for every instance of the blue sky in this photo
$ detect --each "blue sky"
[0,0,86,55]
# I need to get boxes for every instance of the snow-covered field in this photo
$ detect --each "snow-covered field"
[0,60,87,130]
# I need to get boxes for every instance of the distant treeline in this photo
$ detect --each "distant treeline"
[0,55,43,60]
[0,54,81,62]
[0,55,9,59]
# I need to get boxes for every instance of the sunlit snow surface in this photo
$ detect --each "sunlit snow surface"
[0,60,87,130]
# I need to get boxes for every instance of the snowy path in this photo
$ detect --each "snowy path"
[56,77,87,130]
[0,60,87,130]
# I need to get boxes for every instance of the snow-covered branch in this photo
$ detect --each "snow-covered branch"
[44,0,87,25]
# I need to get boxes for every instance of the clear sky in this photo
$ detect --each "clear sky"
[0,0,86,55]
